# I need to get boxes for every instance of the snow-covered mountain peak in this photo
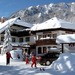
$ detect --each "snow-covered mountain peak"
[48,3,54,8]
[28,6,33,10]
[38,13,42,18]
[72,2,75,4]
[10,2,75,24]
[36,5,40,8]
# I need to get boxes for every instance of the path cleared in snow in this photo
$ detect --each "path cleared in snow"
[1,50,75,75]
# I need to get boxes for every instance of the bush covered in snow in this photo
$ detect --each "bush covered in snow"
[50,52,75,73]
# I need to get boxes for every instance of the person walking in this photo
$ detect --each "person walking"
[31,55,37,68]
[29,52,32,61]
[23,51,26,61]
[25,56,29,64]
[6,51,13,65]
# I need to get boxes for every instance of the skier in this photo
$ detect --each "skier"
[6,51,13,65]
[31,55,37,68]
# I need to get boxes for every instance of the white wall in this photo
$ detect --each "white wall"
[12,36,19,42]
[36,32,43,40]
[30,35,36,43]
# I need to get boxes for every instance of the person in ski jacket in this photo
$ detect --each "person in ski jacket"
[31,55,37,68]
[25,56,29,64]
[23,51,26,61]
[6,51,13,65]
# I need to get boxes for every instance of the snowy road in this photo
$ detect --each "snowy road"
[0,61,51,75]
[1,53,75,75]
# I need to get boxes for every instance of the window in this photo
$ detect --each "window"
[43,35,46,38]
[19,38,23,42]
[48,46,51,51]
[48,34,51,38]
[12,38,16,42]
[43,47,47,53]
[53,34,57,39]
[38,47,42,54]
[1,37,4,41]
[25,37,30,42]
[38,35,42,40]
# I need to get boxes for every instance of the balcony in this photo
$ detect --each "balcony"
[36,39,57,46]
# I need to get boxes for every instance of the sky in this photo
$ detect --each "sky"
[0,0,75,18]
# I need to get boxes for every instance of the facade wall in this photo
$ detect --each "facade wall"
[12,36,19,42]
[35,30,75,56]
[0,24,75,55]
[36,44,61,56]
[30,35,36,44]
[0,34,36,54]
[0,34,35,44]
[0,25,36,54]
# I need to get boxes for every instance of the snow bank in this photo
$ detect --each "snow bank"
[10,49,23,61]
[0,49,23,65]
[0,54,6,65]
[50,53,75,73]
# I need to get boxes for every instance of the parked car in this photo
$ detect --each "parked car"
[37,52,60,66]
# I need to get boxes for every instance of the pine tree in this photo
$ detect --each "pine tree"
[1,26,12,54]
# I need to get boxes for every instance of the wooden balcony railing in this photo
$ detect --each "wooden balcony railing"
[36,39,57,46]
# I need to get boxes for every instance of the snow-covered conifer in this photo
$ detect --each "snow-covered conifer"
[1,25,12,54]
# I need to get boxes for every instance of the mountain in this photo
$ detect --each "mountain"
[9,2,75,24]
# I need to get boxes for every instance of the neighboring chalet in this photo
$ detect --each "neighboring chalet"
[0,17,35,54]
[30,17,75,56]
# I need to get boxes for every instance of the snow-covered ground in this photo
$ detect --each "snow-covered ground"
[0,50,75,75]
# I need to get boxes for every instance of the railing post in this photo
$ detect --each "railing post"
[61,43,64,53]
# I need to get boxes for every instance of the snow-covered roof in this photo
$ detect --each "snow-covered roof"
[56,34,75,44]
[14,19,33,28]
[0,17,18,33]
[0,17,33,33]
[31,17,75,31]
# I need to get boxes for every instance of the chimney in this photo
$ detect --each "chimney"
[0,17,5,23]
